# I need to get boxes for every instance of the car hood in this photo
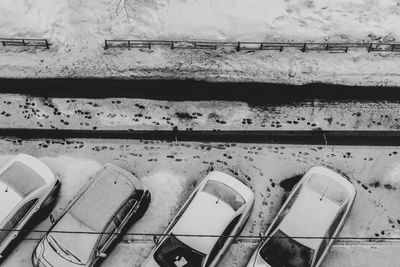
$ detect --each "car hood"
[279,187,340,250]
[0,182,22,224]
[39,237,85,267]
[171,191,236,255]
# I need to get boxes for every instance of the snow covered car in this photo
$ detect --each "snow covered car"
[32,163,151,267]
[246,166,356,267]
[0,153,61,260]
[142,170,254,267]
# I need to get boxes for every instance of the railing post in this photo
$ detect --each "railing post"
[368,43,372,52]
[104,40,108,50]
[236,42,241,51]
[45,39,49,49]
[171,41,174,49]
[301,43,307,52]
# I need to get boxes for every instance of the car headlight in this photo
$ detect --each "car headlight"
[32,242,46,267]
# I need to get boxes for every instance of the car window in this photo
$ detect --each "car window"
[13,198,38,223]
[260,230,314,267]
[206,215,241,267]
[0,220,13,244]
[115,199,137,226]
[269,185,301,233]
[202,180,245,211]
[0,198,37,244]
[98,220,117,250]
[307,174,347,205]
[315,206,347,263]
[154,233,206,267]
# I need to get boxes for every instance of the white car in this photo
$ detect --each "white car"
[246,166,356,267]
[142,171,254,267]
[0,154,61,260]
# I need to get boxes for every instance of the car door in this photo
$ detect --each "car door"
[313,206,347,266]
[205,215,241,267]
[8,198,38,240]
[96,199,136,256]
[96,220,118,257]
[115,199,137,228]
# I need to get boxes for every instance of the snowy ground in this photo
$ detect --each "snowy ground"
[1,0,400,84]
[2,94,400,131]
[1,138,400,266]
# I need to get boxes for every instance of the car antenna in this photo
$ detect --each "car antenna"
[5,186,8,193]
[320,186,328,201]
[216,195,220,204]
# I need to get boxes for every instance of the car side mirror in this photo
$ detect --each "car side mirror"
[96,251,107,258]
[49,214,55,224]
[153,235,160,245]
[259,231,266,239]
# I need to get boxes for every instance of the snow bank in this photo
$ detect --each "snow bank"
[39,156,102,209]
[1,0,400,51]
[131,171,185,234]
[0,155,13,167]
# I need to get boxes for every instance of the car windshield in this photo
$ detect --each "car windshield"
[202,180,245,211]
[307,174,347,205]
[154,233,206,267]
[0,161,45,197]
[259,230,314,267]
[48,213,98,264]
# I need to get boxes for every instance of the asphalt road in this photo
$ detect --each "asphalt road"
[0,128,400,146]
[2,78,400,103]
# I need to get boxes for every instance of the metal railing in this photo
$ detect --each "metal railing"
[0,38,50,49]
[104,39,400,53]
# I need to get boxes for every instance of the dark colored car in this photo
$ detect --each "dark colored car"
[32,163,151,267]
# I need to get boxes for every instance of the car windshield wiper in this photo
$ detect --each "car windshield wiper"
[48,235,82,263]
[63,247,82,263]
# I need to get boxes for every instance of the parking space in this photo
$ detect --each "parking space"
[1,137,400,266]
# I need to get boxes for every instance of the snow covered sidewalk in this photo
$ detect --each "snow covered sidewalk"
[2,94,400,132]
[2,47,400,86]
[2,0,400,84]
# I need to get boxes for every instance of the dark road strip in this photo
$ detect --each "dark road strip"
[0,128,399,146]
[1,78,400,104]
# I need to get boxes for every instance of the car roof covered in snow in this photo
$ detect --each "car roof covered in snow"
[64,165,136,232]
[171,190,236,255]
[0,161,46,197]
[279,186,341,250]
